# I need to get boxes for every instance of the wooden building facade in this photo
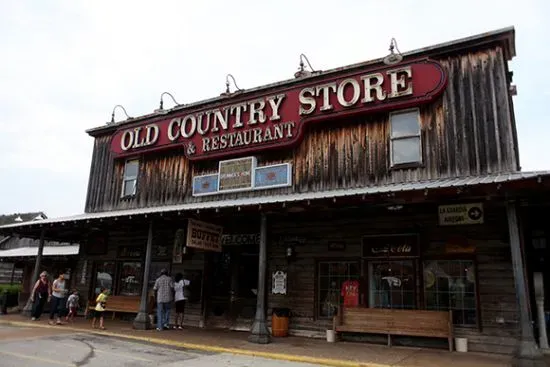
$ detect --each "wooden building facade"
[2,27,550,363]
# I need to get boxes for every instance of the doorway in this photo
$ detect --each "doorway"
[206,244,259,330]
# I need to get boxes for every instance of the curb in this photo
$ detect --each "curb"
[0,319,387,367]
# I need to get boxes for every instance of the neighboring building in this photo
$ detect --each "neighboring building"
[0,212,79,299]
[1,27,550,362]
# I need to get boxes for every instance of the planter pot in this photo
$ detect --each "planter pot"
[455,337,468,352]
[6,293,19,308]
[326,330,336,343]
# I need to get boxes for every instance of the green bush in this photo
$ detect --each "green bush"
[0,284,22,295]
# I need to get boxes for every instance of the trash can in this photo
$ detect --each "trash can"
[271,308,290,337]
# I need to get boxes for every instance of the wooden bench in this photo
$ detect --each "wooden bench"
[333,306,454,351]
[85,295,153,320]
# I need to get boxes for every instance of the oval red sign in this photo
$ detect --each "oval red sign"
[110,58,447,160]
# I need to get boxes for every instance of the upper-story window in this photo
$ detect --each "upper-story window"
[390,109,422,167]
[122,159,139,197]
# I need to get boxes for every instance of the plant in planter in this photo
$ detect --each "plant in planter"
[0,284,23,314]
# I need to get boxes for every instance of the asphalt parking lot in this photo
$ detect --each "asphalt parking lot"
[0,324,320,367]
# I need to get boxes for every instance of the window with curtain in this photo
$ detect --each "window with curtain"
[423,259,477,326]
[390,109,422,166]
[318,261,360,318]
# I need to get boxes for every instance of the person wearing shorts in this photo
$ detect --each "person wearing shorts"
[173,273,190,329]
[92,288,108,330]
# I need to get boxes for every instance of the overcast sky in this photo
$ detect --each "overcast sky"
[0,1,548,218]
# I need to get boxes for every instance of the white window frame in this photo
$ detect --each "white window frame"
[121,159,139,197]
[389,108,422,167]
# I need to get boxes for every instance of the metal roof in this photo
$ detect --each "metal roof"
[0,170,548,231]
[0,245,80,258]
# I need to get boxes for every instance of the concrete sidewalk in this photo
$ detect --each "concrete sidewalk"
[0,314,516,367]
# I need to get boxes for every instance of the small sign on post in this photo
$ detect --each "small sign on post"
[186,219,223,252]
[272,271,287,295]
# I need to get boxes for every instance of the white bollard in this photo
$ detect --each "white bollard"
[455,337,468,352]
[534,272,549,350]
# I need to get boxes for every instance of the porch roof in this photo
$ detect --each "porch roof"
[0,170,549,232]
[0,245,80,258]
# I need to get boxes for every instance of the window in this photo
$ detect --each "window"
[118,262,142,296]
[390,109,422,166]
[369,260,416,309]
[318,261,360,318]
[423,260,477,326]
[94,261,115,297]
[122,160,139,197]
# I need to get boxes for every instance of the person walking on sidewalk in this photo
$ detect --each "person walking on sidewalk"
[65,289,80,323]
[153,269,173,331]
[30,271,51,321]
[173,272,190,329]
[92,288,109,330]
[49,271,68,325]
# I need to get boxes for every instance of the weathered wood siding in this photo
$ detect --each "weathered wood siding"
[85,46,517,213]
[266,203,519,354]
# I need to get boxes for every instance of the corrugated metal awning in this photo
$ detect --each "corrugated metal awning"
[0,171,548,231]
[0,245,80,258]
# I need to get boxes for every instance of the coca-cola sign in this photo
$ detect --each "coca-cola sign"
[362,234,418,258]
[110,59,447,161]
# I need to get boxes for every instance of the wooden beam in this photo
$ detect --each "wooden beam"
[22,229,45,316]
[248,213,271,344]
[506,201,545,365]
[133,220,154,330]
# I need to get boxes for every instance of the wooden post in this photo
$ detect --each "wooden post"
[248,213,271,344]
[133,220,154,330]
[22,229,45,316]
[9,263,16,285]
[506,202,545,366]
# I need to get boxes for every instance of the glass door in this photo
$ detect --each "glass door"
[368,260,416,309]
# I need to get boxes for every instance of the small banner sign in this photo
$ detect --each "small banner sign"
[221,233,260,246]
[218,157,256,192]
[192,156,291,196]
[272,270,287,295]
[438,203,484,226]
[362,234,419,258]
[186,219,223,252]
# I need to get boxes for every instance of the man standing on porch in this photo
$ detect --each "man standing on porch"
[153,268,173,331]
